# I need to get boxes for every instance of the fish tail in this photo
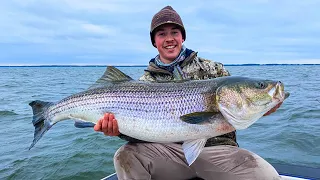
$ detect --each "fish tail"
[29,100,53,150]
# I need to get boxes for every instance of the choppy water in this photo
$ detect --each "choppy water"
[0,65,319,180]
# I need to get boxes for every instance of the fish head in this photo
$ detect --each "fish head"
[216,77,289,130]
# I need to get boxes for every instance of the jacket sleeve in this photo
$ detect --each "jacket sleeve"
[139,71,156,81]
[198,57,231,77]
[213,61,231,77]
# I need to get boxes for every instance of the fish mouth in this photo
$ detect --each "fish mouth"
[269,81,287,102]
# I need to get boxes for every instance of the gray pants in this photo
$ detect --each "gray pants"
[114,143,281,180]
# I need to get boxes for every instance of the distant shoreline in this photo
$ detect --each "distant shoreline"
[0,64,319,67]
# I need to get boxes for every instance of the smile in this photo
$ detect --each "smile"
[165,45,176,49]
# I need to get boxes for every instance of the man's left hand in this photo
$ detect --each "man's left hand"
[263,102,283,116]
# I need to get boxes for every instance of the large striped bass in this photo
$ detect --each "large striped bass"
[29,66,289,165]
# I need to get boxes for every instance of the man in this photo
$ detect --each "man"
[95,6,282,180]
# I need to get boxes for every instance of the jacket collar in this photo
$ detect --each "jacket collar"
[145,48,197,75]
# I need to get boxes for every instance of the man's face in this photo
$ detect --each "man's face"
[153,24,184,64]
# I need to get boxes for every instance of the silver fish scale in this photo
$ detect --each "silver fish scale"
[46,80,222,142]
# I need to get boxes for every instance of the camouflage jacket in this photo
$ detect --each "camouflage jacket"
[119,49,238,147]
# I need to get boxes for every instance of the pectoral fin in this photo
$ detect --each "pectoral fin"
[74,120,95,128]
[68,115,96,128]
[180,112,218,124]
[182,138,207,166]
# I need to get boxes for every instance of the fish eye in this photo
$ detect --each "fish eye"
[256,82,266,89]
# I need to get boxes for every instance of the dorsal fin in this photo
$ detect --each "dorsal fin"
[89,66,133,89]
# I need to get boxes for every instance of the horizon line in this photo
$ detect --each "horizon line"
[0,63,319,67]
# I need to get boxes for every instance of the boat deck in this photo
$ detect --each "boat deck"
[102,163,320,180]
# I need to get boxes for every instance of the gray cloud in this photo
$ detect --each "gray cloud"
[0,0,319,65]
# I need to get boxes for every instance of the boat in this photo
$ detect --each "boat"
[101,163,320,180]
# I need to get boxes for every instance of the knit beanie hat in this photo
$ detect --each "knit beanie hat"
[150,6,186,47]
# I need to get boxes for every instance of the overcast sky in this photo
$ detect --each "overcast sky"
[1,0,320,65]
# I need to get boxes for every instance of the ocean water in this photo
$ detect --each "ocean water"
[0,65,319,180]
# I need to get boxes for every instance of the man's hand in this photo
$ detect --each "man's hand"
[263,102,283,116]
[94,113,120,136]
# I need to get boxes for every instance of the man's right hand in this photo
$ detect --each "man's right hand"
[94,113,120,136]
